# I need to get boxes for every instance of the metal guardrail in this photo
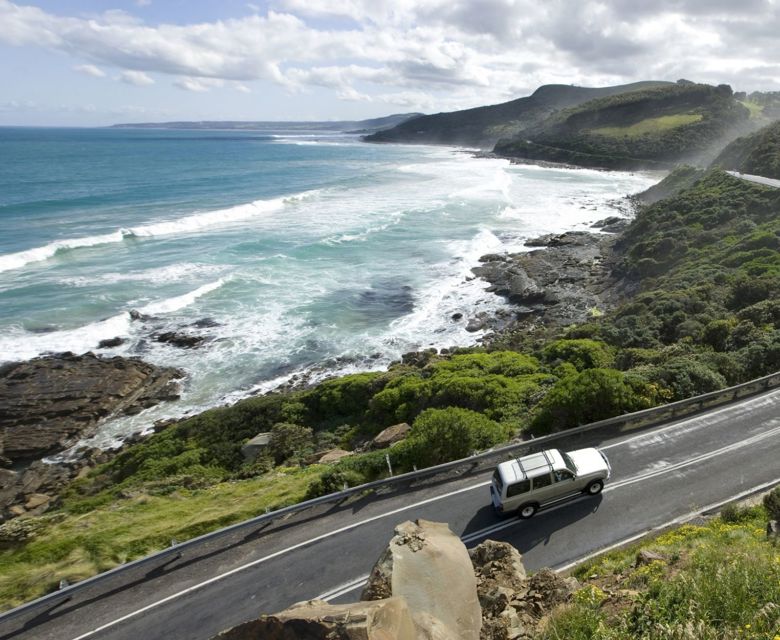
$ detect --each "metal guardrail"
[2,370,779,625]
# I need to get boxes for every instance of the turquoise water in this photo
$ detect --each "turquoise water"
[0,127,657,445]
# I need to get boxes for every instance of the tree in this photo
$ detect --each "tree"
[268,422,314,465]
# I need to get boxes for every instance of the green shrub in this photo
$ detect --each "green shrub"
[542,339,614,371]
[636,356,727,401]
[368,351,547,428]
[531,368,656,434]
[268,423,315,465]
[305,468,365,499]
[304,371,389,423]
[431,351,539,377]
[763,485,780,521]
[719,502,752,523]
[404,407,511,467]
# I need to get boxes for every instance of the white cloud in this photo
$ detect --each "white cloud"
[74,63,105,77]
[174,77,224,92]
[1,0,780,115]
[119,70,154,86]
[135,0,151,6]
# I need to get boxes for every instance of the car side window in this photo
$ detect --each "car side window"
[554,470,574,482]
[532,473,552,490]
[506,479,530,497]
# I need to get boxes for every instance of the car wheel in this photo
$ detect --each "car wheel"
[517,503,538,519]
[585,479,604,495]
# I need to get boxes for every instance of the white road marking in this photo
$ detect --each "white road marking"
[66,393,780,639]
[318,575,370,601]
[600,390,780,451]
[606,421,780,491]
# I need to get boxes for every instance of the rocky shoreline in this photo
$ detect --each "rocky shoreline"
[0,352,182,520]
[463,214,634,343]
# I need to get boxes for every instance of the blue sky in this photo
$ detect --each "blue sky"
[2,0,780,126]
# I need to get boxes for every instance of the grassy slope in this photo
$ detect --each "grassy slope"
[712,120,780,180]
[0,467,320,609]
[591,113,703,138]
[2,171,780,609]
[364,81,671,148]
[539,502,780,639]
[495,83,751,169]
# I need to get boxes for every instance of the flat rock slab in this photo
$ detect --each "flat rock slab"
[0,352,183,461]
[213,597,416,640]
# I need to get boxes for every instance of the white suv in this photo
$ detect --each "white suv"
[490,447,611,518]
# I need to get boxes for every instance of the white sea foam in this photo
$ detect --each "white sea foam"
[0,280,226,364]
[322,214,403,245]
[61,263,226,287]
[130,195,293,237]
[138,279,225,315]
[0,312,132,363]
[0,191,315,274]
[0,229,132,274]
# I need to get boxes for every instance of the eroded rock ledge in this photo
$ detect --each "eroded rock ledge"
[0,351,182,463]
[0,352,182,521]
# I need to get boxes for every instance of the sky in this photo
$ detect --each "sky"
[1,0,780,126]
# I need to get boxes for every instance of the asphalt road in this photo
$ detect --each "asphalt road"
[2,389,779,640]
[726,170,780,189]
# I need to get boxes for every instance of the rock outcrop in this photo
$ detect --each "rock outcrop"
[472,231,624,329]
[362,520,482,640]
[0,352,182,462]
[211,524,579,640]
[470,540,578,640]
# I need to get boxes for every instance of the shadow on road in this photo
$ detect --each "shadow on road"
[461,494,603,554]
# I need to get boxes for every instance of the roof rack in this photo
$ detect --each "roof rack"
[514,449,556,479]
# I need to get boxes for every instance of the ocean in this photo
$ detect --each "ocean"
[0,126,658,447]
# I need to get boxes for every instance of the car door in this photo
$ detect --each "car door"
[552,468,579,499]
[529,471,558,505]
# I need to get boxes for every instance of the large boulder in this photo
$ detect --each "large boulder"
[212,597,416,640]
[1,460,76,520]
[241,433,272,462]
[317,449,353,464]
[0,352,182,462]
[362,519,482,640]
[371,423,411,450]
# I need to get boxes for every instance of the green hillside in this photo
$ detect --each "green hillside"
[494,82,752,169]
[364,81,671,148]
[711,120,780,179]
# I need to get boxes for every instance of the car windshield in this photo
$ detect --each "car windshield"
[561,451,577,474]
